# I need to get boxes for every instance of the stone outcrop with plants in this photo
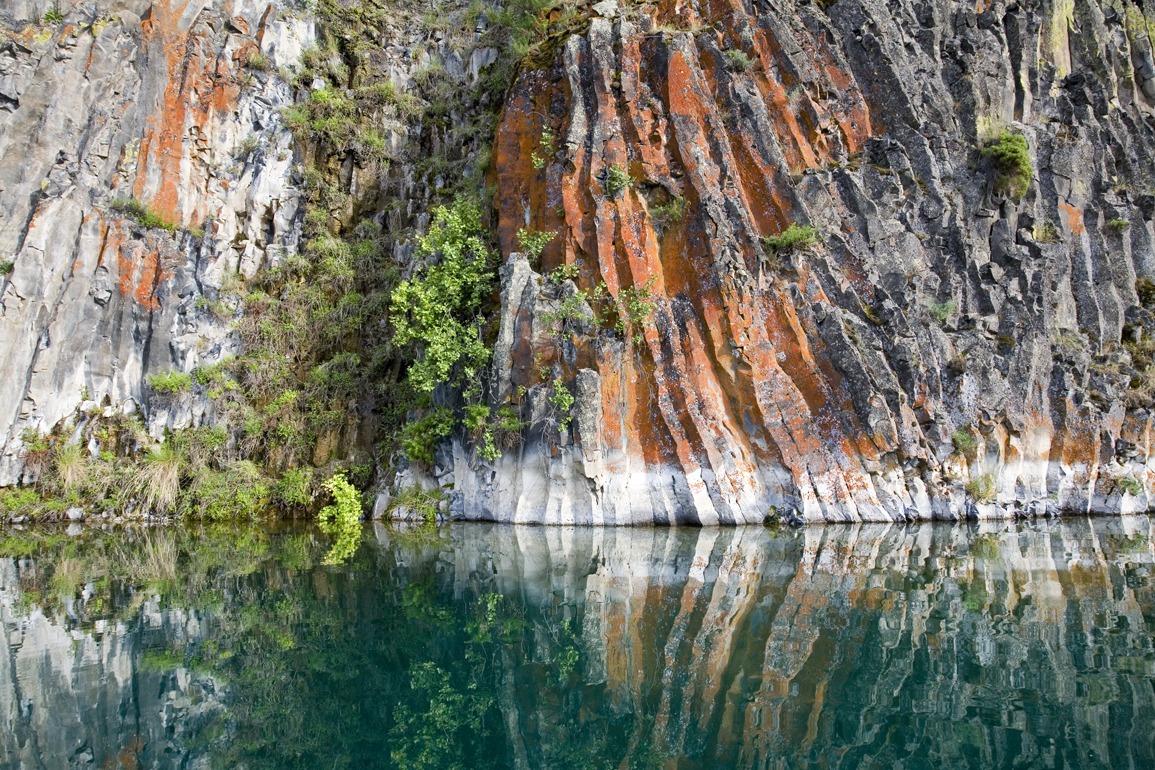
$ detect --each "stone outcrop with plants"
[2,0,1155,524]
[459,0,1155,523]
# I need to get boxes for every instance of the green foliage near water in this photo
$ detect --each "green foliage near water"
[965,473,997,503]
[317,473,362,564]
[400,407,455,468]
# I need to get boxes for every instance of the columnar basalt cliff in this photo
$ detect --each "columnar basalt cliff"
[457,0,1155,523]
[0,0,309,482]
[2,1,1155,523]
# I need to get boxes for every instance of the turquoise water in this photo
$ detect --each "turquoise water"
[1,518,1153,769]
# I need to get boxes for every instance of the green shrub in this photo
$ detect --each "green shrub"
[389,485,441,523]
[0,260,13,276]
[42,7,64,24]
[616,277,658,344]
[390,200,495,394]
[400,407,455,468]
[543,290,596,337]
[493,405,525,450]
[725,50,754,72]
[148,370,193,395]
[981,131,1031,199]
[952,428,979,459]
[549,378,575,431]
[1107,218,1131,232]
[1138,278,1155,308]
[274,467,314,509]
[1117,475,1144,496]
[1032,222,1059,243]
[965,473,997,503]
[0,488,45,516]
[245,50,270,71]
[477,431,501,461]
[548,262,580,285]
[603,164,633,198]
[111,197,177,232]
[283,87,387,163]
[53,443,88,493]
[184,462,270,520]
[929,299,956,326]
[318,472,362,526]
[650,195,687,232]
[317,472,363,564]
[517,228,557,262]
[132,442,184,514]
[763,223,818,254]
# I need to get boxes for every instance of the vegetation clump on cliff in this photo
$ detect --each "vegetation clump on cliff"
[390,200,496,395]
[981,130,1032,199]
[763,223,818,254]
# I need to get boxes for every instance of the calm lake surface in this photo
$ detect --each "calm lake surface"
[1,518,1154,769]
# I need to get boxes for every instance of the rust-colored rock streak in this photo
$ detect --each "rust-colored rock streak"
[472,0,1155,524]
[488,3,887,523]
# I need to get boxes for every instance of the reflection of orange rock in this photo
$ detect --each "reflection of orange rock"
[391,518,1155,768]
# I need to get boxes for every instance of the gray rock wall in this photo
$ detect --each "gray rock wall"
[0,0,308,484]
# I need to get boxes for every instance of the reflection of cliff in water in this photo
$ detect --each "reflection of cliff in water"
[0,561,222,768]
[0,519,1152,769]
[371,519,1155,769]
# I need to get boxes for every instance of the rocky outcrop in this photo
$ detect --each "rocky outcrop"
[3,1,1155,524]
[455,0,1155,523]
[0,0,309,484]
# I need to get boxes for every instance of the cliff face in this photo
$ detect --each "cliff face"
[0,0,308,484]
[459,0,1155,523]
[2,1,1155,523]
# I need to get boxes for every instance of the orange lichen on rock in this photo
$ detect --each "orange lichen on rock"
[489,2,891,521]
[133,1,246,227]
[105,219,174,313]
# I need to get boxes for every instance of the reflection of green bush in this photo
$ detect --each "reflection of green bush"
[970,533,1001,560]
[961,579,988,613]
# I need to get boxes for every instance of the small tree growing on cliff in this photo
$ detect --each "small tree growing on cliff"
[603,164,633,197]
[390,199,495,394]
